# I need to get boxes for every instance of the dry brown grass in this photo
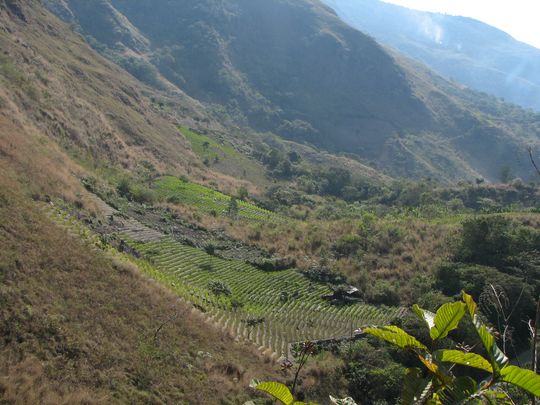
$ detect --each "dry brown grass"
[174,207,459,306]
[0,0,210,182]
[0,168,281,404]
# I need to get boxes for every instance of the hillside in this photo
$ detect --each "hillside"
[322,0,540,112]
[44,0,540,182]
[2,1,540,404]
[0,1,283,403]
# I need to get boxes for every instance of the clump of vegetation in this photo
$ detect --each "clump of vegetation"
[436,215,540,348]
[302,266,345,285]
[116,177,157,204]
[208,280,231,296]
[365,293,540,404]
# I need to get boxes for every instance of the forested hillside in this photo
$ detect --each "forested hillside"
[45,0,540,182]
[322,0,540,111]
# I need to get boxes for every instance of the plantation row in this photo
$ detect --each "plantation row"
[155,176,283,223]
[45,204,404,356]
[131,237,404,355]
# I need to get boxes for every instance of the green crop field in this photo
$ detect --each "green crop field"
[46,204,404,356]
[180,127,271,187]
[131,237,404,355]
[155,176,283,223]
[181,127,243,162]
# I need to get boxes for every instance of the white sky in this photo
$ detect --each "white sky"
[382,0,540,49]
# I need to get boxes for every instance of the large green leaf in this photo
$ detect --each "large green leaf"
[412,304,435,330]
[480,390,514,405]
[401,368,432,405]
[364,326,427,351]
[434,350,493,373]
[430,301,466,341]
[462,292,477,319]
[462,293,508,371]
[500,365,540,397]
[439,376,478,405]
[253,381,294,404]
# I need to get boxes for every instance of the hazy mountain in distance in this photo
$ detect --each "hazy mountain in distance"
[322,0,540,112]
[44,0,540,182]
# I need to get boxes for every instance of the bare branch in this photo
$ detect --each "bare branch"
[528,147,540,177]
[153,307,182,345]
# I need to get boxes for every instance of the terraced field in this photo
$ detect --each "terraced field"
[181,127,243,163]
[131,237,405,356]
[45,201,404,357]
[155,176,283,223]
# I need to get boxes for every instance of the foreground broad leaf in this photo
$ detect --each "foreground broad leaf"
[480,390,514,404]
[430,301,466,341]
[253,381,294,404]
[462,292,477,319]
[462,292,508,371]
[434,350,493,373]
[364,326,427,351]
[500,365,540,397]
[439,376,478,405]
[401,368,432,405]
[418,355,440,375]
[412,304,435,330]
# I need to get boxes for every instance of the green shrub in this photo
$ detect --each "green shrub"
[130,185,156,205]
[116,178,131,198]
[456,216,512,267]
[332,234,363,258]
[368,280,400,306]
[207,280,231,296]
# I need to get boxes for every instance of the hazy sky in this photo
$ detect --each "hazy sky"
[382,0,540,49]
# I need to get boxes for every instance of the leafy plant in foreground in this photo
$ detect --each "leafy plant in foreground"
[247,380,356,405]
[365,292,540,404]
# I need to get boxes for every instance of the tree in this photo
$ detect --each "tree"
[237,186,248,201]
[322,167,351,196]
[499,165,512,183]
[529,147,540,177]
[227,196,239,218]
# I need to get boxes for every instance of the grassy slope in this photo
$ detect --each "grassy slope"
[0,169,278,404]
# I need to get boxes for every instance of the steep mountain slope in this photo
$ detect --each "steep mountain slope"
[0,1,282,403]
[45,0,540,182]
[322,0,540,112]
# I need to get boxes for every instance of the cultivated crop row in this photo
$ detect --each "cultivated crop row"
[132,237,403,356]
[45,204,403,357]
[155,176,283,223]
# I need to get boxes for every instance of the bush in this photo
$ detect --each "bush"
[456,216,512,267]
[302,266,345,285]
[117,178,131,198]
[332,234,363,258]
[237,186,248,201]
[130,186,156,205]
[367,280,400,306]
[207,280,231,296]
[250,257,296,272]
